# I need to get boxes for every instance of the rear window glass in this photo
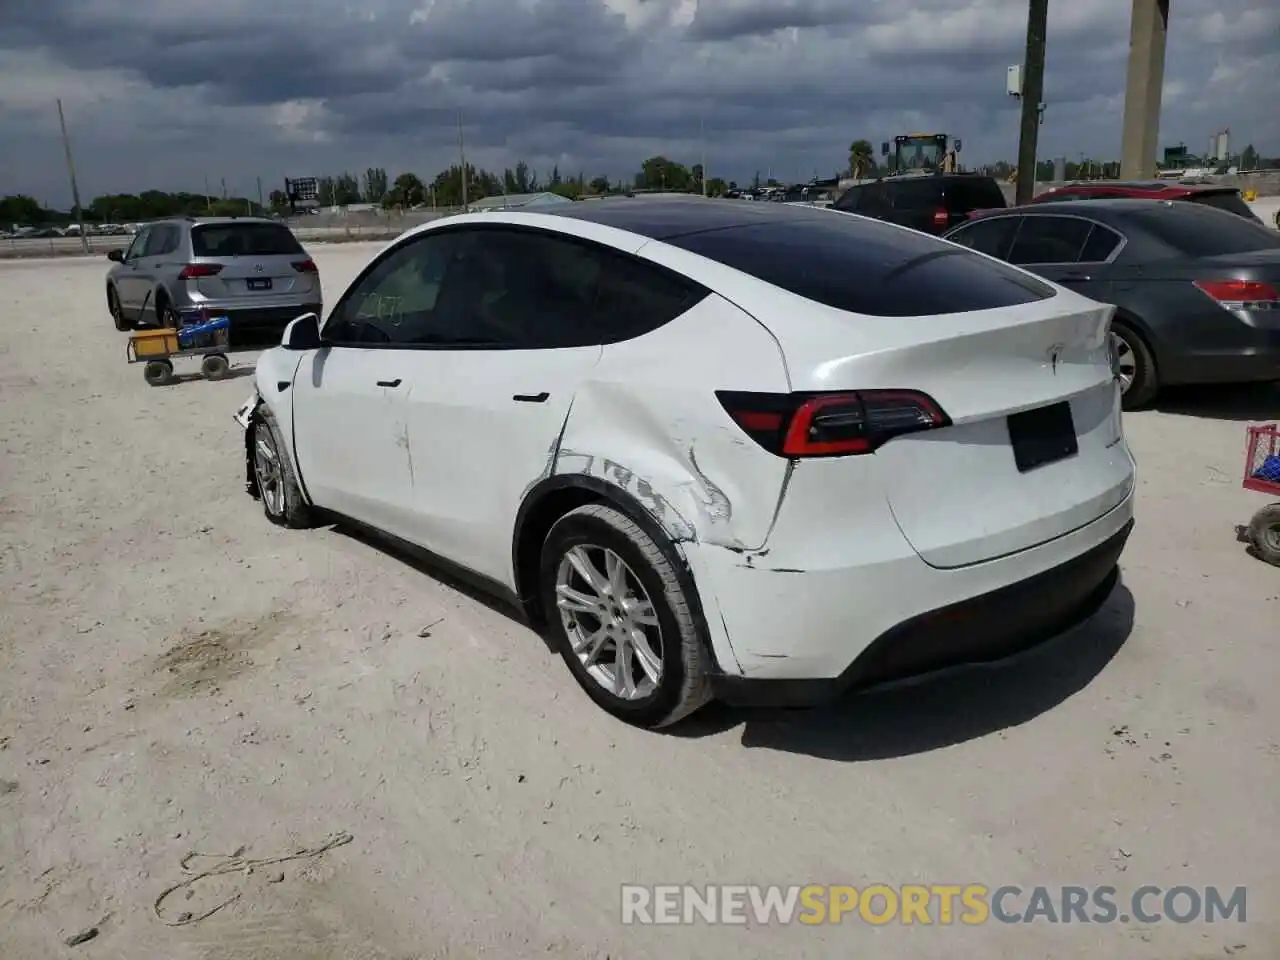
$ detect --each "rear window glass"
[888,179,944,208]
[668,215,1054,317]
[1183,191,1258,221]
[946,178,1007,213]
[1131,204,1280,256]
[192,223,304,257]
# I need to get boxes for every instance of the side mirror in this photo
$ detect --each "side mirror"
[281,312,324,351]
[107,249,124,263]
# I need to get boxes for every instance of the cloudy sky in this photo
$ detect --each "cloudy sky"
[2,0,1277,205]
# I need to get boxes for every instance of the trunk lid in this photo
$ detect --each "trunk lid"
[767,292,1133,568]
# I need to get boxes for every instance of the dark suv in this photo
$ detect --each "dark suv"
[1030,180,1264,224]
[832,173,1008,234]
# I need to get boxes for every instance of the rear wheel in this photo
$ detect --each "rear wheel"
[539,504,711,729]
[107,287,130,331]
[251,408,313,528]
[156,297,179,329]
[142,359,172,386]
[1111,323,1157,410]
[201,354,230,380]
[1248,504,1280,567]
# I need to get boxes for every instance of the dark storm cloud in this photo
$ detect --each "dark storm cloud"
[1,0,1276,202]
[685,0,864,40]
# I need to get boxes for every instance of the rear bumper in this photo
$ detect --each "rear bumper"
[709,517,1131,707]
[1159,316,1280,386]
[222,304,323,348]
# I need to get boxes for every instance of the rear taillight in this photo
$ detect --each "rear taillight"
[716,390,949,458]
[932,208,949,229]
[178,264,223,279]
[1193,279,1279,308]
[292,259,318,274]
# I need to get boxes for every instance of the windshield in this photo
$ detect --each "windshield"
[897,138,944,172]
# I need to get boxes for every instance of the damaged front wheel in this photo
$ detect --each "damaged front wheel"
[251,407,314,529]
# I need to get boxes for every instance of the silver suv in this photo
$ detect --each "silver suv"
[105,216,322,347]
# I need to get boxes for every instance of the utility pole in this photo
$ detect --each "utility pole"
[256,176,264,211]
[204,176,212,211]
[1015,0,1048,205]
[457,109,468,212]
[220,178,227,201]
[55,99,89,254]
[700,116,708,197]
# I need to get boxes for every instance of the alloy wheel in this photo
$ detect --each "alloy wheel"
[253,425,284,517]
[554,544,663,701]
[1111,332,1136,395]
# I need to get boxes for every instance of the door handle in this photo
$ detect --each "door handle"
[377,378,402,388]
[1060,273,1092,283]
[513,392,549,403]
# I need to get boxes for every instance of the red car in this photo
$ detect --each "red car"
[966,180,1265,224]
[1030,181,1264,223]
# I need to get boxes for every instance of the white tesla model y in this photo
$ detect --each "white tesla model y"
[235,196,1135,728]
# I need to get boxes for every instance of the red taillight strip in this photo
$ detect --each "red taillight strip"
[1193,279,1279,308]
[178,263,223,279]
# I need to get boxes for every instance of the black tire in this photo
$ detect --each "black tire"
[1248,504,1280,567]
[107,286,130,332]
[201,354,230,380]
[155,294,179,329]
[539,504,712,729]
[1112,322,1158,410]
[251,407,314,529]
[142,359,172,386]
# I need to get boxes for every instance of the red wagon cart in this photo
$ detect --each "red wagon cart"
[1238,423,1280,566]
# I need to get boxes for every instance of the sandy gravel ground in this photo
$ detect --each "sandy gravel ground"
[1,245,1278,960]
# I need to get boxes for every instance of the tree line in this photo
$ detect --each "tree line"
[4,141,1277,225]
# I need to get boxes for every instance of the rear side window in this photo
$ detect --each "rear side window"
[192,222,303,257]
[669,216,1053,317]
[945,179,1006,213]
[1009,216,1095,264]
[142,224,178,257]
[1131,204,1280,256]
[1079,223,1124,262]
[1183,190,1259,221]
[888,180,944,209]
[947,217,1020,259]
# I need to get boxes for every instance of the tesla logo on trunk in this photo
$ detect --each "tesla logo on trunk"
[1047,343,1064,374]
[253,263,264,272]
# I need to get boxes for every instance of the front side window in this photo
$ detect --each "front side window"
[326,226,706,350]
[324,232,461,346]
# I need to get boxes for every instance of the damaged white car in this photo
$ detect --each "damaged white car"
[236,197,1135,728]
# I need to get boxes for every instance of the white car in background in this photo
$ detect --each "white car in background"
[235,197,1135,729]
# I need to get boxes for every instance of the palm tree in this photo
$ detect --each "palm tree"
[849,139,874,179]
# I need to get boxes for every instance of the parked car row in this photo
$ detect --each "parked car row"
[832,172,1278,408]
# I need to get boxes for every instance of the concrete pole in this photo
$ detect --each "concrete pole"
[1120,0,1169,179]
[1014,0,1048,205]
[55,99,89,254]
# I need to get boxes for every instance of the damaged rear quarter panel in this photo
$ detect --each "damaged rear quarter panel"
[554,293,791,553]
